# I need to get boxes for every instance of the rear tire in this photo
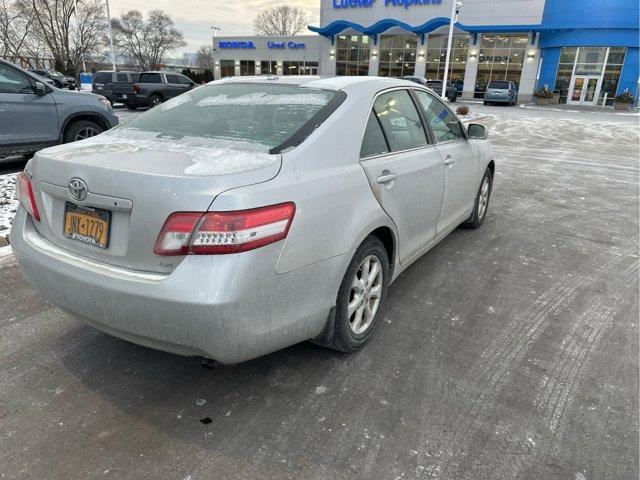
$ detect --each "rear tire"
[63,120,103,143]
[463,167,493,229]
[483,101,488,106]
[149,94,163,108]
[323,236,390,353]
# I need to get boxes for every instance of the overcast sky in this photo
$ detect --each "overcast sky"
[109,0,320,55]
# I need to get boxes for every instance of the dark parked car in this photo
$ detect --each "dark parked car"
[402,76,458,102]
[92,71,140,105]
[125,71,196,110]
[0,59,118,158]
[484,80,518,105]
[28,68,76,90]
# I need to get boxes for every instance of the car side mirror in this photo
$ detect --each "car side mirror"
[468,124,488,139]
[34,81,47,96]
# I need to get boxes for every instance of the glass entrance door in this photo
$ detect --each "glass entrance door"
[568,75,601,106]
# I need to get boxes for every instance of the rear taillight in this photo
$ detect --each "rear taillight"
[133,84,140,94]
[154,202,295,256]
[15,172,40,222]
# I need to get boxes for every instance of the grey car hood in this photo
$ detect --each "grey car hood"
[28,132,282,273]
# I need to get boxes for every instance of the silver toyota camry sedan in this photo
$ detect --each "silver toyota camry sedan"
[11,76,494,364]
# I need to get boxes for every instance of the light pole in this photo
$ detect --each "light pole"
[211,26,221,37]
[442,0,462,99]
[105,0,116,71]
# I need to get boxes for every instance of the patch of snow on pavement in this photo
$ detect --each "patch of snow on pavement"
[0,173,18,238]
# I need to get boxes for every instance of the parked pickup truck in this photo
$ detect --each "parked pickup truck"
[92,71,140,105]
[125,71,196,110]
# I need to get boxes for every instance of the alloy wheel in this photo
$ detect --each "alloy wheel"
[477,175,490,220]
[74,126,100,141]
[348,255,384,335]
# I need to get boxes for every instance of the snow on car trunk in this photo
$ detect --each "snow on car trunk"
[26,134,282,274]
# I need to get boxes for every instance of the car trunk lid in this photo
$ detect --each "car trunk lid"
[28,131,281,274]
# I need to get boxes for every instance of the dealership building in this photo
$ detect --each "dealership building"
[212,0,639,105]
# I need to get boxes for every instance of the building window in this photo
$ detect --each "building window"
[600,48,627,106]
[283,60,319,76]
[378,34,418,78]
[425,34,468,89]
[261,60,277,75]
[220,60,235,78]
[240,60,255,76]
[554,47,627,105]
[476,34,527,97]
[336,35,370,76]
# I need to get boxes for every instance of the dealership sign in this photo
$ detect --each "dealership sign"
[268,41,306,50]
[333,0,442,9]
[218,41,256,49]
[219,40,306,50]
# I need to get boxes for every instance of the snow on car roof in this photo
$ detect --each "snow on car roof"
[207,75,414,92]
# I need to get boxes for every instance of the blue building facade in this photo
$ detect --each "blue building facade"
[536,0,638,104]
[213,0,639,105]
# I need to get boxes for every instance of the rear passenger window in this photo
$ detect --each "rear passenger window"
[373,90,427,152]
[414,90,465,143]
[360,111,389,158]
[116,73,128,82]
[139,73,162,83]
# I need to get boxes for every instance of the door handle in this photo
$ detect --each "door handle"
[444,155,455,167]
[376,171,397,184]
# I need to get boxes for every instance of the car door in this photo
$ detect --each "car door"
[359,89,445,263]
[413,90,479,235]
[177,74,196,92]
[0,62,58,147]
[164,74,183,99]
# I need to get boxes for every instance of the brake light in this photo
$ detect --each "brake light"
[15,172,40,221]
[154,203,295,256]
[133,84,140,94]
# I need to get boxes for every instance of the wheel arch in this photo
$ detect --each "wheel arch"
[60,112,111,141]
[487,160,495,177]
[368,226,396,276]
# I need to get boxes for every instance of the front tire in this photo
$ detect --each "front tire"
[463,167,493,229]
[63,120,104,143]
[326,236,390,353]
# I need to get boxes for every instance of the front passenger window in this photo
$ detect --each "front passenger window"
[0,64,34,94]
[414,90,464,143]
[373,90,428,152]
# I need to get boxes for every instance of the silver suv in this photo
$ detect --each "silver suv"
[0,59,119,158]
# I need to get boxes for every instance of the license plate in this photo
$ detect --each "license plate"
[63,202,111,249]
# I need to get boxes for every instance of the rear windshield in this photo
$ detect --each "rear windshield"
[117,83,341,151]
[94,72,110,83]
[488,81,510,89]
[139,73,162,83]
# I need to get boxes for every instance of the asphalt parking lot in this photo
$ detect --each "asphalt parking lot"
[0,104,638,480]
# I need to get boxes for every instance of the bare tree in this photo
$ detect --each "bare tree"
[7,0,106,73]
[253,5,308,36]
[195,44,215,72]
[111,10,186,70]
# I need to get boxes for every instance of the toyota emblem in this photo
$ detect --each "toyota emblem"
[68,178,88,202]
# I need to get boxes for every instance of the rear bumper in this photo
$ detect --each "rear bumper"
[11,210,348,363]
[484,95,512,103]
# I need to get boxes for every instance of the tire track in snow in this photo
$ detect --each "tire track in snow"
[486,258,638,480]
[429,250,631,478]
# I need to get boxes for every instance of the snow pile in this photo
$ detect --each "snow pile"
[458,112,485,123]
[196,92,330,107]
[0,173,18,238]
